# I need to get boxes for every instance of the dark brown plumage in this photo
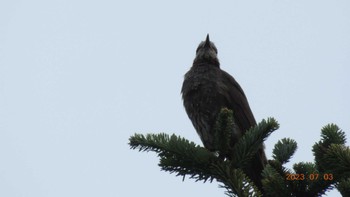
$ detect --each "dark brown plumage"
[181,34,267,189]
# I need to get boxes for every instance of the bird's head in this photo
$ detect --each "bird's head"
[193,34,220,66]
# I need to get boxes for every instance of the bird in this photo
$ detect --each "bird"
[181,34,267,190]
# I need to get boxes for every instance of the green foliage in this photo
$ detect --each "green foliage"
[292,162,316,195]
[272,138,297,164]
[313,124,346,172]
[129,110,350,196]
[214,163,260,197]
[336,178,350,196]
[292,162,334,196]
[129,131,262,196]
[322,144,350,179]
[129,133,217,182]
[213,108,234,156]
[312,123,349,196]
[230,118,278,169]
[261,164,292,196]
[129,109,275,196]
[320,124,346,145]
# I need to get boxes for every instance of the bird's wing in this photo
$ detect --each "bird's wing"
[220,70,267,189]
[218,70,257,133]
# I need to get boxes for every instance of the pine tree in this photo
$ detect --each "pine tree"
[128,108,350,196]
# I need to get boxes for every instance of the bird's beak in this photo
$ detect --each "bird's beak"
[204,34,210,48]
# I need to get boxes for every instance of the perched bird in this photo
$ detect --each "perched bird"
[181,34,267,189]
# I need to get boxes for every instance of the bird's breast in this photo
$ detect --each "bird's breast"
[182,67,224,121]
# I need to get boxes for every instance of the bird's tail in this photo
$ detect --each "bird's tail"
[244,146,267,192]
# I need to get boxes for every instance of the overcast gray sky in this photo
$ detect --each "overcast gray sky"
[1,1,349,196]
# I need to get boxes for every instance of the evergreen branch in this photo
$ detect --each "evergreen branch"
[129,122,349,196]
[129,133,217,182]
[307,177,335,196]
[272,138,297,164]
[268,160,293,180]
[158,134,218,182]
[292,162,334,196]
[214,108,234,156]
[231,118,279,168]
[310,124,347,196]
[129,132,261,196]
[320,124,346,146]
[293,162,316,194]
[313,123,347,173]
[214,164,261,197]
[323,144,350,179]
[336,178,350,197]
[313,142,327,172]
[261,164,292,196]
[129,133,173,153]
